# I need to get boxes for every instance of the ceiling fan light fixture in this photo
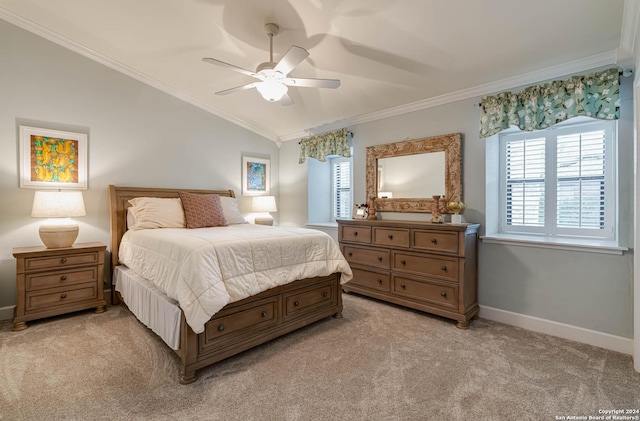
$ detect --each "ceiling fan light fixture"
[256,80,288,102]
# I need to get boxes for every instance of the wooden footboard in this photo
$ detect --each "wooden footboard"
[177,273,343,384]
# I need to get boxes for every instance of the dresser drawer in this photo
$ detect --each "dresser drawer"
[344,246,390,269]
[24,252,100,272]
[373,228,410,248]
[284,281,336,320]
[393,275,458,310]
[412,230,459,254]
[25,283,98,311]
[393,252,458,281]
[26,267,98,291]
[349,267,390,292]
[204,298,278,341]
[341,225,372,244]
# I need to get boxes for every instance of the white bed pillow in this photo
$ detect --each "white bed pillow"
[128,197,186,230]
[220,196,247,224]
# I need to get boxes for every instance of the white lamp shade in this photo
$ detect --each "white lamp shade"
[252,196,277,213]
[256,81,288,102]
[31,191,86,218]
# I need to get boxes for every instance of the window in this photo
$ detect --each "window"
[499,120,616,241]
[332,158,351,220]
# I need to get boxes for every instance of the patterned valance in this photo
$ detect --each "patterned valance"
[298,128,352,164]
[479,67,620,138]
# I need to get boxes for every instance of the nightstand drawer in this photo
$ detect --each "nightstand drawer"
[26,267,98,291]
[24,252,100,271]
[25,283,98,311]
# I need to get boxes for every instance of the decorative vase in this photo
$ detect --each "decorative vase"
[451,214,462,224]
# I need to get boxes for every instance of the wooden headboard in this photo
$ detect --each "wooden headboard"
[108,185,235,273]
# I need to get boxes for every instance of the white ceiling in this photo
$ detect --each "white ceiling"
[0,0,631,143]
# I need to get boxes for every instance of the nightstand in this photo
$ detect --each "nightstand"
[12,242,107,332]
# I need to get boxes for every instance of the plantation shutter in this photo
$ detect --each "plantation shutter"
[505,137,546,227]
[333,160,351,218]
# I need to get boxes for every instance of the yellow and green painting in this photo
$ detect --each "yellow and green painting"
[30,135,78,183]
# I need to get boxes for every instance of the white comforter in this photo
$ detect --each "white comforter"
[118,224,353,334]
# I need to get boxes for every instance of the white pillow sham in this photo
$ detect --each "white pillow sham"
[220,196,247,224]
[128,197,186,230]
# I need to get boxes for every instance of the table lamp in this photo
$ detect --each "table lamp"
[31,190,86,248]
[252,196,277,226]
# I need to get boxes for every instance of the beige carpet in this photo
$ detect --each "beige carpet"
[1,293,639,421]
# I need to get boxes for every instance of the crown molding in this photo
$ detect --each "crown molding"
[278,50,618,143]
[0,7,279,143]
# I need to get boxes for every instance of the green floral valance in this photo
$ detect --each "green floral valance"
[298,128,351,164]
[479,67,620,138]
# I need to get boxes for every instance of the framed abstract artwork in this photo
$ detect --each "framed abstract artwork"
[242,156,270,196]
[19,126,88,189]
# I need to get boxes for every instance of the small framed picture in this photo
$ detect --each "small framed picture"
[19,125,88,189]
[242,156,270,196]
[352,204,368,219]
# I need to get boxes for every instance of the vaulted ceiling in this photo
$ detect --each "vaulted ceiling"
[0,0,631,143]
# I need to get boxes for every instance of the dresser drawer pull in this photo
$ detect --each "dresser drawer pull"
[441,265,447,271]
[348,252,353,257]
[400,284,406,289]
[388,234,393,240]
[60,258,67,264]
[377,279,383,284]
[218,324,224,332]
[400,260,406,265]
[60,294,67,299]
[294,301,300,307]
[60,276,67,281]
[353,231,358,236]
[377,256,383,262]
[431,238,437,244]
[441,291,447,298]
[261,311,268,318]
[322,291,328,298]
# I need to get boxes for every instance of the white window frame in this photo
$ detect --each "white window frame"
[331,157,352,222]
[498,119,617,242]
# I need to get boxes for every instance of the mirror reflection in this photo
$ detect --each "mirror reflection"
[378,152,445,198]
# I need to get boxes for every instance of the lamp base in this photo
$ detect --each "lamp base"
[254,215,274,226]
[451,214,463,224]
[39,224,79,248]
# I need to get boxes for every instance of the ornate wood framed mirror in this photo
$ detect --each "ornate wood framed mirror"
[366,132,462,213]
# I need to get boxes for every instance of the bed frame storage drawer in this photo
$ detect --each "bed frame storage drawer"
[203,297,279,343]
[283,280,336,321]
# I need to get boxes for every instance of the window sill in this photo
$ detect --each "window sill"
[306,222,338,229]
[480,233,628,255]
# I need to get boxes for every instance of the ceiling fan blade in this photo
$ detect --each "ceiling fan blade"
[279,93,294,106]
[203,58,259,79]
[283,78,341,89]
[215,82,259,96]
[273,46,309,76]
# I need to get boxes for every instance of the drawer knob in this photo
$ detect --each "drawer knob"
[354,231,358,236]
[218,324,224,331]
[60,276,67,281]
[400,260,406,265]
[388,234,393,240]
[60,258,67,264]
[377,279,383,284]
[322,291,328,298]
[261,311,268,318]
[400,284,406,289]
[294,301,300,307]
[60,294,67,299]
[378,256,383,262]
[431,238,437,244]
[441,291,447,297]
[441,265,447,271]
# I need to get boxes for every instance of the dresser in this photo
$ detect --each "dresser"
[338,219,479,328]
[12,242,107,331]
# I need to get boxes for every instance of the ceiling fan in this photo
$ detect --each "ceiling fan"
[202,23,340,105]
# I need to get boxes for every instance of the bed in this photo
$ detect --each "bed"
[108,185,352,384]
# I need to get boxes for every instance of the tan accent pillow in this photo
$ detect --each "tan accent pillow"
[127,197,186,230]
[178,191,227,229]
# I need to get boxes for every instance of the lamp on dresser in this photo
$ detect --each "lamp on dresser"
[252,195,277,225]
[31,190,86,248]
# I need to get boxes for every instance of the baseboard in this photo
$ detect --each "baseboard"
[0,305,15,322]
[480,305,633,355]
